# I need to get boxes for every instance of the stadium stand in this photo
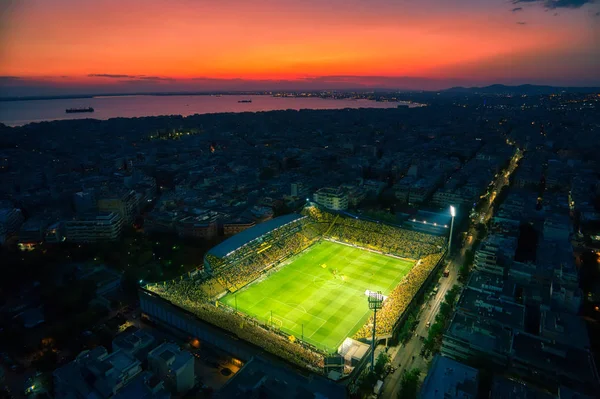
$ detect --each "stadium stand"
[204,215,324,292]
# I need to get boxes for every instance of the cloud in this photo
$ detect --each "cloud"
[595,10,600,14]
[512,0,595,9]
[0,76,23,82]
[546,0,595,8]
[88,74,137,78]
[512,7,524,11]
[137,76,175,81]
[88,74,175,81]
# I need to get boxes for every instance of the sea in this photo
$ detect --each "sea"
[0,95,417,127]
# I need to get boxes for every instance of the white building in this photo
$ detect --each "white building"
[148,343,194,394]
[54,347,142,398]
[313,187,349,211]
[113,328,156,358]
[64,212,123,243]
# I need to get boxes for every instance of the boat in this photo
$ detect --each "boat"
[237,99,252,103]
[66,107,94,113]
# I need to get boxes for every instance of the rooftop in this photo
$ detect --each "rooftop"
[112,327,155,355]
[512,332,598,386]
[540,310,590,349]
[457,288,526,331]
[218,356,346,399]
[420,355,479,399]
[490,375,555,399]
[207,214,304,259]
[446,312,512,356]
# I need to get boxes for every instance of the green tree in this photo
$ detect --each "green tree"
[374,352,390,376]
[458,263,470,282]
[358,369,378,396]
[398,368,421,399]
[397,312,417,343]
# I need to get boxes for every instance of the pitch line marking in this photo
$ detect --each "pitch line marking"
[245,296,267,313]
[264,312,298,331]
[283,303,308,314]
[342,309,373,345]
[307,317,330,340]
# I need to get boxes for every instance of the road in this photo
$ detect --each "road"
[380,246,463,399]
[380,149,521,399]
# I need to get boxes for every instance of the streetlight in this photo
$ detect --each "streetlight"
[449,206,456,254]
[368,291,383,372]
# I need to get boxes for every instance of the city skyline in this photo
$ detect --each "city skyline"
[1,0,600,96]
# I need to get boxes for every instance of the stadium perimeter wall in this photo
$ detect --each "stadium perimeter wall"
[139,287,325,373]
[140,289,256,360]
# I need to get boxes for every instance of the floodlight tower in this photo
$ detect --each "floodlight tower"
[449,205,456,254]
[368,291,383,372]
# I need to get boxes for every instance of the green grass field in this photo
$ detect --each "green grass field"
[220,240,414,352]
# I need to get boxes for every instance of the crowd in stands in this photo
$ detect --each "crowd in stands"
[302,205,446,260]
[146,280,324,371]
[207,218,322,292]
[303,206,336,223]
[328,220,444,259]
[354,252,444,338]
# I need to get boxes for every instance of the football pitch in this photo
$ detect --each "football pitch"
[220,240,415,352]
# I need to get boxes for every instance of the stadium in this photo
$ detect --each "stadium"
[142,205,447,374]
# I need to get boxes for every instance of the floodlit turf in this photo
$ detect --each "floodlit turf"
[220,240,414,352]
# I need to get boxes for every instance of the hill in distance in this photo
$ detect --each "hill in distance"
[442,84,600,95]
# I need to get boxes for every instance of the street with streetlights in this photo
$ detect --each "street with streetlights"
[379,150,521,399]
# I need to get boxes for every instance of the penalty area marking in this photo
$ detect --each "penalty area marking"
[263,311,296,330]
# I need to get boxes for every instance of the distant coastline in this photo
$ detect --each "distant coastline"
[0,94,418,127]
[0,92,262,102]
[0,91,378,102]
[1,84,599,102]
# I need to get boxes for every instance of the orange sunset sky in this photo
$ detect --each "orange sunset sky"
[1,0,599,95]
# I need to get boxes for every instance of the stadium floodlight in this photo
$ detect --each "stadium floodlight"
[449,206,456,254]
[368,291,383,372]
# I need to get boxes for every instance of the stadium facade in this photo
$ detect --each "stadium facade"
[141,204,447,376]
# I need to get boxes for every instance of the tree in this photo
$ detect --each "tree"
[398,368,421,399]
[458,263,470,282]
[476,223,487,236]
[357,369,378,396]
[374,352,390,376]
[464,249,475,266]
[397,312,418,343]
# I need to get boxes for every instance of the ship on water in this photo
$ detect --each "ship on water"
[237,99,252,103]
[66,107,94,114]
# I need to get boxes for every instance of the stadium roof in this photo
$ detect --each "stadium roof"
[207,214,304,258]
